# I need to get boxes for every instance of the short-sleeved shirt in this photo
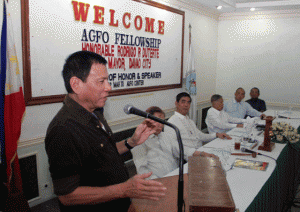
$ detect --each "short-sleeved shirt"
[246,98,266,112]
[45,95,130,212]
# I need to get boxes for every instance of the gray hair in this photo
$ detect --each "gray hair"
[211,94,222,102]
[235,87,244,93]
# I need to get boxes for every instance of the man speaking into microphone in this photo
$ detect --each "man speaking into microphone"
[45,51,166,212]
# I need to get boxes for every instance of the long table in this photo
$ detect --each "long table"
[245,110,300,211]
[163,110,300,212]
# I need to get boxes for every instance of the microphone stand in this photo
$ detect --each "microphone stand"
[125,106,184,212]
[166,123,184,212]
[145,116,185,212]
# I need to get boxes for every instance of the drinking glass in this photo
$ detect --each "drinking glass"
[234,138,241,150]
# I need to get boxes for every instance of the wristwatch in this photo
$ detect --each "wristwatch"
[125,139,134,150]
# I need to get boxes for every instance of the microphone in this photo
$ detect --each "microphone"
[241,147,277,162]
[124,104,170,127]
[241,147,261,155]
[124,104,147,116]
[124,104,185,212]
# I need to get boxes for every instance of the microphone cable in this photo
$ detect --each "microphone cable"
[258,153,277,163]
[242,148,277,163]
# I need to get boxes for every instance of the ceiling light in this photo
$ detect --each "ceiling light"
[217,6,222,10]
[250,8,255,11]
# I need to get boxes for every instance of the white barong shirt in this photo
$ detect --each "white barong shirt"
[131,133,179,179]
[164,112,216,160]
[205,107,246,134]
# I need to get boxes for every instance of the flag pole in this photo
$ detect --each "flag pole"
[187,24,197,123]
[189,24,191,50]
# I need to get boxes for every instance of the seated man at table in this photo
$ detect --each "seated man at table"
[131,106,217,179]
[246,87,267,112]
[164,92,231,157]
[206,94,246,134]
[224,87,266,119]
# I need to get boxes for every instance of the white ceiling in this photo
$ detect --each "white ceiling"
[193,0,300,13]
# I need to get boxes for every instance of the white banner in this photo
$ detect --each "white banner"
[28,0,184,98]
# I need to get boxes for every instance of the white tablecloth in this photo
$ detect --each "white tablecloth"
[164,109,294,212]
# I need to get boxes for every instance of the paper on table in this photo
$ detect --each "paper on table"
[243,141,258,149]
[256,120,266,126]
[278,111,300,119]
[227,128,248,137]
[201,148,232,171]
[227,128,263,138]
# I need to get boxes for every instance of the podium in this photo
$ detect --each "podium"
[128,157,235,212]
[128,174,189,212]
[188,156,235,212]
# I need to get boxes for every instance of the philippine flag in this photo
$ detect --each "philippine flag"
[1,0,30,211]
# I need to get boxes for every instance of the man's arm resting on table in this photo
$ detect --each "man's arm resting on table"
[206,112,237,130]
[227,113,245,127]
[237,124,243,128]
[216,132,232,140]
[59,172,167,206]
[260,114,266,119]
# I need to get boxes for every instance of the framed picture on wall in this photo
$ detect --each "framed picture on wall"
[22,0,185,105]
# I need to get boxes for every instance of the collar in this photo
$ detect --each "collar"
[64,95,112,135]
[250,98,259,102]
[233,99,243,104]
[211,107,221,115]
[64,94,96,126]
[174,111,189,119]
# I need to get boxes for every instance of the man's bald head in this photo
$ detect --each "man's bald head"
[235,88,245,102]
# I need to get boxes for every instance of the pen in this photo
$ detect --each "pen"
[257,131,263,136]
